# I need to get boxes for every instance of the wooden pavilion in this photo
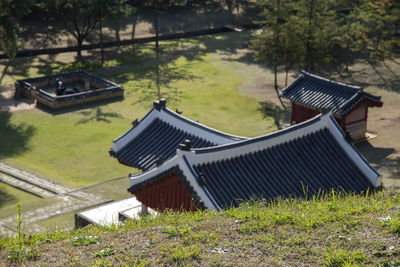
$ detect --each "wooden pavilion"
[280,71,383,141]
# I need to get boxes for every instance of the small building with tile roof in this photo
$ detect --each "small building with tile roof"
[110,99,246,171]
[127,113,381,211]
[281,71,383,141]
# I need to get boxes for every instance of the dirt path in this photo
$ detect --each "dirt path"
[0,85,35,112]
[17,4,255,51]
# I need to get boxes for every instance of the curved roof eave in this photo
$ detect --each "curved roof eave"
[128,150,220,211]
[128,112,380,211]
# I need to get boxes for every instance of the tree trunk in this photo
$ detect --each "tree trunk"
[115,21,120,41]
[154,5,160,99]
[77,39,83,62]
[274,63,278,92]
[273,0,284,108]
[285,63,289,87]
[99,0,104,64]
[131,9,139,40]
[235,0,240,26]
[305,0,314,71]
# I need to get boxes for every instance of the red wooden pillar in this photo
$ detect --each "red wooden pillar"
[290,102,295,125]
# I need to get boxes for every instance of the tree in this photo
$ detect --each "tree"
[45,0,98,62]
[350,0,400,60]
[95,0,133,63]
[252,0,296,106]
[280,19,304,86]
[0,0,32,58]
[294,0,339,71]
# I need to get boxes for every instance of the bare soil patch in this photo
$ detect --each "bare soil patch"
[0,85,35,112]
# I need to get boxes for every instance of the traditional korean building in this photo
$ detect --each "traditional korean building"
[281,71,383,141]
[127,113,381,212]
[110,99,246,171]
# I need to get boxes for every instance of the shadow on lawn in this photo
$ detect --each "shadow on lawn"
[258,100,291,128]
[0,187,17,209]
[129,62,191,106]
[356,141,399,179]
[0,56,37,83]
[0,112,36,160]
[76,107,123,125]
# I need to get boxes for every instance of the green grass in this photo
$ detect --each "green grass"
[1,111,134,187]
[0,183,39,210]
[0,32,276,188]
[0,190,399,266]
[0,196,60,220]
[36,211,76,231]
[0,31,277,231]
[83,177,131,201]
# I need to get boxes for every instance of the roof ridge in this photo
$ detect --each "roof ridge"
[162,107,246,141]
[301,70,362,91]
[191,113,326,155]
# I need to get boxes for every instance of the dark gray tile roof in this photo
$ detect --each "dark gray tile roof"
[128,113,380,211]
[193,128,370,209]
[281,71,382,116]
[115,118,217,171]
[111,99,246,171]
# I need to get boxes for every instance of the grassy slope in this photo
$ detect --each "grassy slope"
[0,191,399,266]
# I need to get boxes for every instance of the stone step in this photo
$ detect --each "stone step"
[0,195,111,235]
[0,172,56,198]
[0,162,71,194]
[0,162,112,236]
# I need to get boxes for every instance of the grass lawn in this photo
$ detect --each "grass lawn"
[0,31,276,188]
[83,177,132,201]
[0,190,58,220]
[0,183,39,211]
[37,211,76,232]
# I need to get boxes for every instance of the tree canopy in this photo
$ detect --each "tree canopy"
[0,0,32,57]
[252,0,400,91]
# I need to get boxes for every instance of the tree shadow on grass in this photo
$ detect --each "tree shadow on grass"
[258,100,291,128]
[76,107,124,125]
[0,187,17,209]
[258,101,275,119]
[114,59,192,106]
[0,56,37,84]
[0,112,36,160]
